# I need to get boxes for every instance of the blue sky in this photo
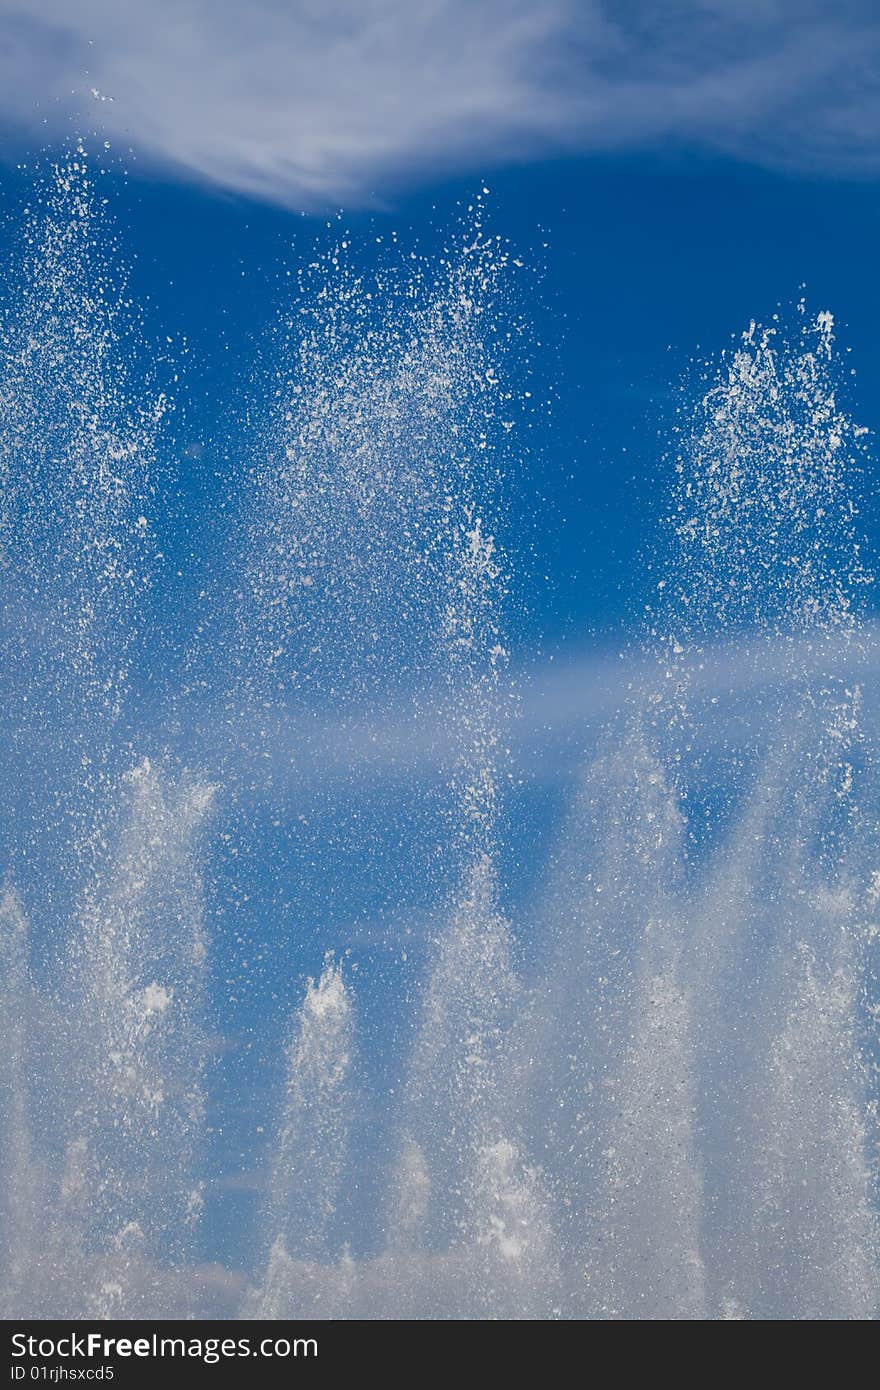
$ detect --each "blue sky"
[2,2,880,1277]
[6,149,880,651]
[3,2,879,654]
[76,162,880,641]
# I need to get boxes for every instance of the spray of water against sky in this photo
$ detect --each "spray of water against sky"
[0,155,877,1319]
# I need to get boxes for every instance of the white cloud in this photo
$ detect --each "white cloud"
[174,622,880,797]
[0,2,877,206]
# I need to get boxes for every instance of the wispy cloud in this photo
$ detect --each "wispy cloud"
[0,2,877,206]
[166,623,880,798]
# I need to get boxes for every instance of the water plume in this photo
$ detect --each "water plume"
[65,759,215,1303]
[0,163,877,1318]
[0,886,38,1317]
[252,957,355,1317]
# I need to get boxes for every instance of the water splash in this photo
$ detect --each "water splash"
[669,310,878,1318]
[0,147,164,744]
[0,157,215,1318]
[0,166,877,1319]
[65,759,215,1299]
[251,956,355,1317]
[0,887,39,1317]
[395,855,552,1318]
